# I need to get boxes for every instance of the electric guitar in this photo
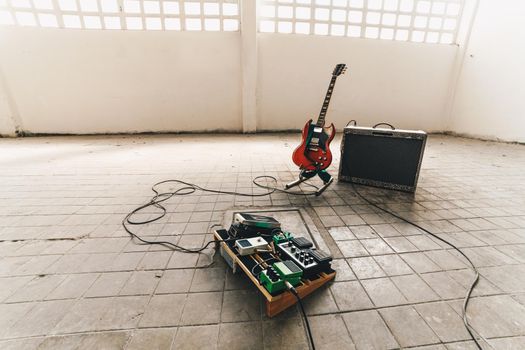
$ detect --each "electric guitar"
[292,63,347,171]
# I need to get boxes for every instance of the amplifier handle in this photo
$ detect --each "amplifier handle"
[373,122,395,130]
[345,119,357,127]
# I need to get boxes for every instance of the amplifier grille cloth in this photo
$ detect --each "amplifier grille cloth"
[340,134,423,187]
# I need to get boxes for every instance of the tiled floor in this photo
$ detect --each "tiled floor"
[0,134,524,350]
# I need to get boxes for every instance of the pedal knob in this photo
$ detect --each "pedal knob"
[323,157,327,160]
[295,251,300,258]
[318,156,322,160]
[320,163,324,166]
[291,246,296,253]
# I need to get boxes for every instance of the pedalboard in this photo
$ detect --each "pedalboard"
[235,237,269,256]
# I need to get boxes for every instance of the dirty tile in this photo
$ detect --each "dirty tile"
[391,274,440,303]
[46,273,99,300]
[415,302,471,342]
[328,226,355,241]
[8,300,76,337]
[361,278,407,307]
[120,270,162,296]
[331,259,356,281]
[374,254,413,276]
[348,257,386,279]
[156,269,195,294]
[343,310,399,349]
[139,294,186,327]
[331,281,373,311]
[190,267,226,292]
[126,328,176,350]
[180,292,222,325]
[85,271,132,297]
[221,290,261,322]
[337,240,369,258]
[309,314,355,350]
[173,325,219,350]
[380,306,440,347]
[218,322,263,350]
[262,316,308,349]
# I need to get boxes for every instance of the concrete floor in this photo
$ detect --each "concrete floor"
[0,133,524,350]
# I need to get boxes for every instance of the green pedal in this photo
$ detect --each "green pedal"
[272,231,293,245]
[260,260,303,294]
[260,268,285,293]
[274,261,303,280]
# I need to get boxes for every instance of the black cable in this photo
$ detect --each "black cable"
[288,285,316,350]
[251,257,279,278]
[345,119,357,127]
[122,176,319,255]
[123,175,322,348]
[349,182,490,350]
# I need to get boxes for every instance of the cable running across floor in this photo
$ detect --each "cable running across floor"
[122,175,320,348]
[350,182,492,350]
[122,175,491,350]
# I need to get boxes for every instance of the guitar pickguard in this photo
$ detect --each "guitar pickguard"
[306,125,329,152]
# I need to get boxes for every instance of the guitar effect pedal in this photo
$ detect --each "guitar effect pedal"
[260,260,302,294]
[235,237,269,256]
[277,236,333,278]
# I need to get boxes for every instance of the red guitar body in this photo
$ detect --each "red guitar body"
[292,119,336,171]
[291,63,346,173]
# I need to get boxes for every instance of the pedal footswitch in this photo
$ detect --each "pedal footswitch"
[291,237,313,249]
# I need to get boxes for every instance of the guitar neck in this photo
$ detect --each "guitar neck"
[316,75,338,127]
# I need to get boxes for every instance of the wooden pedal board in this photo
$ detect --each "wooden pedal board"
[214,230,336,317]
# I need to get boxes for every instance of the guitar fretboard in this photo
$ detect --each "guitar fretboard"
[316,75,338,127]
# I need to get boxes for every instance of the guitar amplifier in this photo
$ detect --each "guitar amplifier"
[338,124,426,192]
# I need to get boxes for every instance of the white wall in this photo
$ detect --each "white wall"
[449,0,525,143]
[0,65,17,136]
[257,34,457,132]
[0,22,487,137]
[0,27,242,134]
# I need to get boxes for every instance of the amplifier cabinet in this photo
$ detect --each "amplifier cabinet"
[338,125,427,192]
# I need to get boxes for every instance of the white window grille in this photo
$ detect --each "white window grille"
[0,0,240,31]
[258,0,464,44]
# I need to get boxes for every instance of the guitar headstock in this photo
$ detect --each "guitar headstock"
[332,63,347,76]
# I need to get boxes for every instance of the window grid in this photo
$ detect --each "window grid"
[258,0,464,44]
[0,0,240,31]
